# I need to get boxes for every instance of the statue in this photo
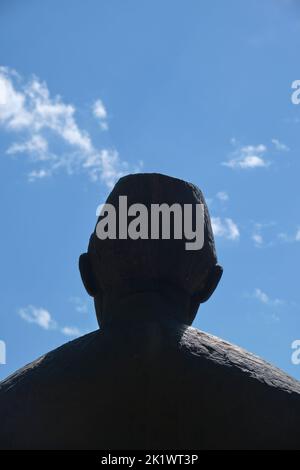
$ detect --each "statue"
[0,173,299,450]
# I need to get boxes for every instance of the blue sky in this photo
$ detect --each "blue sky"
[0,0,300,381]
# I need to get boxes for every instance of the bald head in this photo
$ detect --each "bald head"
[79,173,223,326]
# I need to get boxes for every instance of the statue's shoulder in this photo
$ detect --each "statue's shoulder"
[178,326,300,394]
[0,330,101,394]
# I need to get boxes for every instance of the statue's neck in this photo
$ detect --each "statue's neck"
[99,290,192,328]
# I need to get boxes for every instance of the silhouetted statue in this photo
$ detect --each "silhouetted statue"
[0,173,300,450]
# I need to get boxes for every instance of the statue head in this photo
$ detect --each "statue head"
[79,173,223,327]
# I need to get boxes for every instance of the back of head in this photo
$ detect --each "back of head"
[80,173,222,325]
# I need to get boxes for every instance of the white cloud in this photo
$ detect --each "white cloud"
[0,67,137,187]
[82,148,128,188]
[93,99,107,119]
[18,305,56,330]
[0,68,31,128]
[235,155,268,169]
[69,296,89,314]
[271,138,290,152]
[278,227,300,243]
[223,141,270,169]
[211,217,240,240]
[252,233,263,246]
[251,223,264,247]
[216,191,229,202]
[253,288,283,307]
[93,99,108,130]
[250,221,279,248]
[254,288,269,304]
[18,304,82,337]
[7,134,49,160]
[60,326,82,337]
[28,169,51,182]
[224,154,268,169]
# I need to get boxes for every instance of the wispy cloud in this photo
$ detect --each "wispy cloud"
[205,191,229,209]
[271,138,290,152]
[18,305,56,330]
[211,217,240,240]
[216,191,229,202]
[251,222,266,247]
[18,304,83,337]
[223,141,269,169]
[0,66,138,187]
[223,137,290,170]
[278,227,300,243]
[208,192,239,241]
[7,134,49,159]
[92,99,108,130]
[249,221,283,248]
[252,233,263,246]
[253,288,283,307]
[69,296,89,314]
[27,169,52,182]
[60,326,82,337]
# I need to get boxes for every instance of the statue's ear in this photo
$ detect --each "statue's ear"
[196,264,223,303]
[79,252,99,297]
[188,264,223,323]
[190,262,223,309]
